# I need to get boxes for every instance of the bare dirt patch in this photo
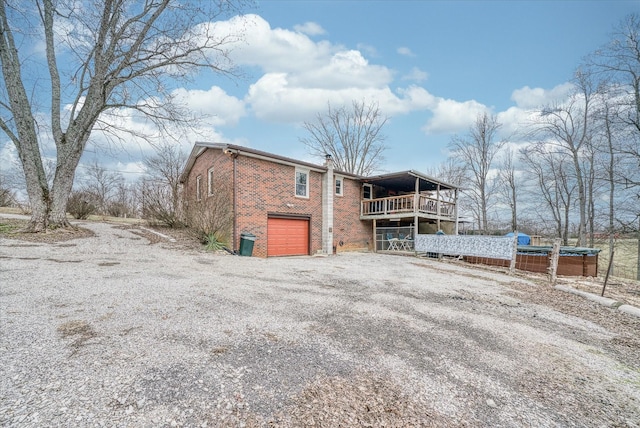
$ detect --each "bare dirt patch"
[0,218,94,243]
[57,319,97,355]
[276,372,449,427]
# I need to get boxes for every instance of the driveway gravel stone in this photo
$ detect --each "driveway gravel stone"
[1,220,639,427]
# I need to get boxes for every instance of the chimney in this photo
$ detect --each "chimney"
[322,153,334,255]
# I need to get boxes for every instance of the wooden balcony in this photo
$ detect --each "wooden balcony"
[360,194,456,220]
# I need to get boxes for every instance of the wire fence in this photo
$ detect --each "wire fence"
[378,229,639,283]
[590,238,639,281]
[376,226,415,251]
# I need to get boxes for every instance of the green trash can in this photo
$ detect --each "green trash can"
[239,232,256,256]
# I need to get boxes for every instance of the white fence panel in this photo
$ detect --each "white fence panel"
[415,235,514,260]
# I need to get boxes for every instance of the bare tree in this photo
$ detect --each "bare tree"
[529,72,596,246]
[520,144,576,245]
[498,147,518,232]
[0,0,248,231]
[300,100,388,176]
[427,158,467,188]
[588,14,640,139]
[571,14,640,277]
[448,112,504,233]
[589,87,621,270]
[78,161,124,215]
[140,142,186,226]
[107,180,137,218]
[0,171,15,206]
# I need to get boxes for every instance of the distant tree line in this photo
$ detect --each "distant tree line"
[443,15,639,248]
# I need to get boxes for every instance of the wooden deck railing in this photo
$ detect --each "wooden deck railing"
[361,194,455,219]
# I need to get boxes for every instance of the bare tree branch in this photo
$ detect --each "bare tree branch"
[0,0,251,231]
[300,100,388,176]
[448,112,504,233]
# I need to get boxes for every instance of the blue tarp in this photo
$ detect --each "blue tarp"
[505,232,531,245]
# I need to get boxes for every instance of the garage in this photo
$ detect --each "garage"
[267,216,310,256]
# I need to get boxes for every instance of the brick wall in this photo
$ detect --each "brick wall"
[182,148,234,241]
[234,155,324,257]
[333,176,372,252]
[184,147,373,257]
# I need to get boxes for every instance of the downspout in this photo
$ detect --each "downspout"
[223,147,239,252]
[232,154,238,251]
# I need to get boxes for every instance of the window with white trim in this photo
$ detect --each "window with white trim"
[196,175,202,201]
[207,167,215,196]
[363,183,372,199]
[295,168,309,198]
[335,176,343,196]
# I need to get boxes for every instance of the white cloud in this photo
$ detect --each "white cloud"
[203,15,442,125]
[357,43,378,58]
[419,82,577,139]
[511,83,574,109]
[246,74,437,123]
[422,98,488,134]
[402,67,428,82]
[397,47,415,57]
[391,86,437,113]
[289,50,393,89]
[496,106,540,139]
[81,102,242,169]
[172,86,245,126]
[0,140,20,171]
[293,21,326,36]
[213,14,338,73]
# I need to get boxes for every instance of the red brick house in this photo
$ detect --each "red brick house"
[180,142,458,257]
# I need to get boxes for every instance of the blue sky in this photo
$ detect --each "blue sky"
[195,0,639,174]
[2,0,639,182]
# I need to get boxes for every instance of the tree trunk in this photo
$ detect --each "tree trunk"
[17,139,50,232]
[637,216,640,281]
[563,205,570,246]
[48,133,88,228]
[574,157,586,247]
[0,0,49,232]
[49,174,74,228]
[511,187,517,231]
[607,112,615,277]
[587,154,595,248]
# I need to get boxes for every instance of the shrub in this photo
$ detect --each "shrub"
[202,232,226,251]
[183,176,233,246]
[140,179,184,228]
[67,191,97,219]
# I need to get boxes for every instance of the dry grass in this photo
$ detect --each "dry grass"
[57,320,97,355]
[211,372,455,427]
[57,319,95,338]
[0,218,94,243]
[279,373,449,427]
[593,238,639,281]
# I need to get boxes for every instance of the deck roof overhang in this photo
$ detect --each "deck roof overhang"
[361,170,457,193]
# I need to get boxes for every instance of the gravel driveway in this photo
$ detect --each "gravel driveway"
[1,220,639,427]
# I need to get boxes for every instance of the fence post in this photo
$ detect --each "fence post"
[509,231,518,274]
[601,249,615,297]
[549,238,561,285]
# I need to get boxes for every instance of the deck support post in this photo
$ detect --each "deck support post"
[436,183,441,232]
[414,177,419,237]
[373,219,377,252]
[454,188,459,235]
